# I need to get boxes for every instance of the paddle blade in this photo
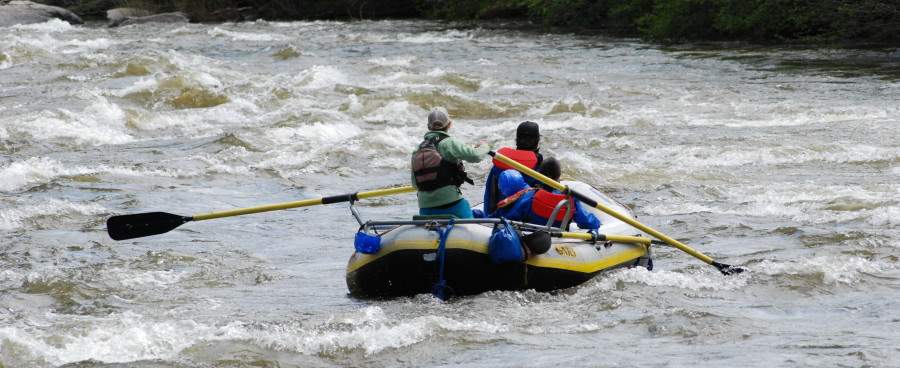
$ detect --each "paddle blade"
[713,261,747,276]
[107,212,193,240]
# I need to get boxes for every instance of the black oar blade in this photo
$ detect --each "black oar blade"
[712,261,747,276]
[107,212,193,241]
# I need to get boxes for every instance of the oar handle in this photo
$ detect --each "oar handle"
[192,186,416,221]
[488,151,741,274]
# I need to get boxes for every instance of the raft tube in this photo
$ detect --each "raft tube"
[345,181,653,298]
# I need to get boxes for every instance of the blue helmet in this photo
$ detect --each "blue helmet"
[499,170,528,198]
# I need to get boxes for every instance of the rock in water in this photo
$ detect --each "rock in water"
[0,0,83,27]
[106,7,152,24]
[109,12,190,27]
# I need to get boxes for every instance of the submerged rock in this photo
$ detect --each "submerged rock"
[106,7,152,24]
[0,0,83,27]
[108,11,190,27]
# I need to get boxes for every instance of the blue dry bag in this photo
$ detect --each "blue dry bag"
[354,231,382,254]
[488,218,525,264]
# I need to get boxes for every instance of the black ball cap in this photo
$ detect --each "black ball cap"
[517,121,539,139]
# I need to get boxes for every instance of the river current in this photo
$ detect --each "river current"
[1,19,898,367]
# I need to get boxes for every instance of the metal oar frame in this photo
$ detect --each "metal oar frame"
[347,201,661,249]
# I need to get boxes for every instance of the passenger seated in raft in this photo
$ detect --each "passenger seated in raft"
[482,121,543,215]
[499,157,601,231]
[481,169,534,218]
[474,169,532,218]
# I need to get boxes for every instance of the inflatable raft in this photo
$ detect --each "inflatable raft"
[346,181,654,298]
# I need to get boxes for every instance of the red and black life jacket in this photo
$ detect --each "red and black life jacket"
[412,135,472,191]
[531,190,575,221]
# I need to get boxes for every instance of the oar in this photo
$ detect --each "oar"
[551,231,667,246]
[107,186,416,241]
[488,151,745,275]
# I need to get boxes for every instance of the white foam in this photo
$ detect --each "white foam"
[0,51,12,69]
[584,267,749,292]
[188,148,255,176]
[639,143,896,169]
[8,98,133,146]
[0,313,229,365]
[6,22,120,60]
[397,29,471,44]
[642,202,717,216]
[364,100,420,125]
[475,58,496,65]
[10,18,73,32]
[165,26,193,36]
[265,122,363,144]
[105,269,185,288]
[208,27,292,42]
[0,305,508,365]
[0,198,106,230]
[115,76,160,97]
[722,102,893,128]
[0,269,24,284]
[256,306,504,356]
[0,157,195,193]
[367,56,416,67]
[754,256,895,284]
[371,127,419,153]
[0,157,74,192]
[294,65,349,89]
[867,204,899,227]
[65,38,121,53]
[640,181,897,226]
[425,67,448,77]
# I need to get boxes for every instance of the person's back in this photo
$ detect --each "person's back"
[483,169,533,218]
[482,121,543,214]
[500,158,601,231]
[411,107,489,219]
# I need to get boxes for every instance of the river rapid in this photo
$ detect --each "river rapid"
[1,19,898,367]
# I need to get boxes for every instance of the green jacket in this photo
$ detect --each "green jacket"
[411,131,490,208]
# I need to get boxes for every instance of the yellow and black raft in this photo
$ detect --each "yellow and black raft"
[345,181,656,299]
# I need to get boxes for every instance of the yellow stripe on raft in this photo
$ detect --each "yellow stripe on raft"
[346,238,647,274]
[526,245,647,273]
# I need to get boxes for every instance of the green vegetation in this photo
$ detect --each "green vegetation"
[424,0,900,42]
[39,0,900,42]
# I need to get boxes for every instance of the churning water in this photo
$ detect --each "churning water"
[1,19,898,367]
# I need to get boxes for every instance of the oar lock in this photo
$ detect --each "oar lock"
[593,241,614,251]
[424,220,443,231]
[587,230,616,250]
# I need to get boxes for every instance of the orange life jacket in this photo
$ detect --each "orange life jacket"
[491,147,539,171]
[531,190,575,221]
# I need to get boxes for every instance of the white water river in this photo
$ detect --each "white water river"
[1,19,898,367]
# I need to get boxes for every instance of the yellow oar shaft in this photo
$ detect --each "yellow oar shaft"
[557,232,654,244]
[490,152,716,265]
[193,186,415,221]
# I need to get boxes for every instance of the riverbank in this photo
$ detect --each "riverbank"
[30,0,900,43]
